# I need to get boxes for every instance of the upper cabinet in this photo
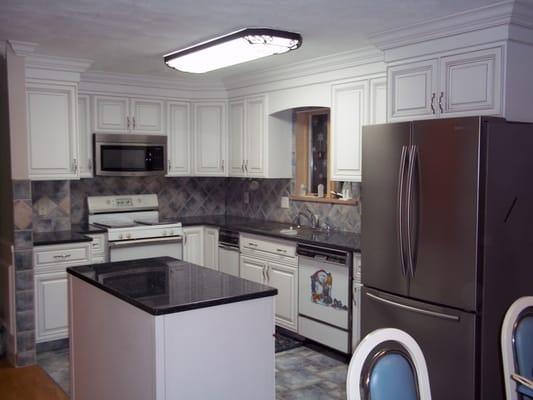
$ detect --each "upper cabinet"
[388,46,502,122]
[330,80,369,182]
[167,101,191,176]
[193,102,227,176]
[228,95,292,179]
[78,94,93,178]
[93,95,164,135]
[26,81,80,180]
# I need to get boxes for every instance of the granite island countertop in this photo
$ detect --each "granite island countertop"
[67,256,278,315]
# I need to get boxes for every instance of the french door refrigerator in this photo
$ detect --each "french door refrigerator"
[361,117,533,400]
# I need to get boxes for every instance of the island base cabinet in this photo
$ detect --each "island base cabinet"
[69,275,275,400]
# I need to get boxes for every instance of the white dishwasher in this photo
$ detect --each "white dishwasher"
[297,243,353,354]
[218,228,240,276]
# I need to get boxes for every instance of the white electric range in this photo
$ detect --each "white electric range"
[88,194,183,262]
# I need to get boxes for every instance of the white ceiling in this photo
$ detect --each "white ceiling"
[0,0,501,80]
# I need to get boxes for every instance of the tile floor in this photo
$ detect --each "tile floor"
[37,345,348,399]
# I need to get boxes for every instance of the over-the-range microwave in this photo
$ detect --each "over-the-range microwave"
[94,133,167,177]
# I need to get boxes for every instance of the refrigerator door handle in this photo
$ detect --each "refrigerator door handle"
[397,145,409,277]
[365,292,460,321]
[406,145,418,278]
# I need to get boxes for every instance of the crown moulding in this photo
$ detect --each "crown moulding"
[8,40,38,56]
[369,0,533,51]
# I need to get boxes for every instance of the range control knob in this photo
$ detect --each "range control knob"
[163,231,168,236]
[119,234,124,240]
[127,234,132,239]
[169,230,174,236]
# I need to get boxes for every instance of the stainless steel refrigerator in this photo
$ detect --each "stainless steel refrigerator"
[361,117,533,400]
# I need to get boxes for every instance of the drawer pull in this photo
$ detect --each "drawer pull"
[248,242,258,247]
[276,248,287,253]
[53,254,72,260]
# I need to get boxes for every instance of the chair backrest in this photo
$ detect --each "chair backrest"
[347,328,432,400]
[502,296,533,400]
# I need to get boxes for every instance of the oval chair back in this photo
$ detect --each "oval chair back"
[502,296,533,400]
[347,328,431,400]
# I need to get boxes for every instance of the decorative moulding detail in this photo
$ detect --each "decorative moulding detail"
[25,54,93,73]
[8,40,38,56]
[369,0,533,51]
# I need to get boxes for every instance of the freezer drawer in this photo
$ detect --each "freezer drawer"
[362,287,477,400]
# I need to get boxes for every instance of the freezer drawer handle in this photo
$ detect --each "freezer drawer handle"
[365,292,460,322]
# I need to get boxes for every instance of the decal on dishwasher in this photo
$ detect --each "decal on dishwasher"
[310,269,348,310]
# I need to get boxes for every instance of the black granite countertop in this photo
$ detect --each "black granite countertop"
[67,256,278,315]
[33,231,93,246]
[180,215,361,252]
[72,223,107,234]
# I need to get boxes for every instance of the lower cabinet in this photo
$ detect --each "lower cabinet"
[182,226,219,269]
[267,261,298,332]
[35,271,69,343]
[204,227,219,270]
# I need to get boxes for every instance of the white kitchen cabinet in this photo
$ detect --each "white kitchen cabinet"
[370,77,388,124]
[330,80,369,182]
[388,59,438,121]
[33,241,92,343]
[86,233,107,263]
[204,227,219,270]
[388,46,503,121]
[78,94,93,178]
[35,271,69,343]
[93,95,164,135]
[193,102,226,176]
[167,101,191,176]
[268,261,298,331]
[245,95,266,177]
[228,100,246,176]
[240,255,268,284]
[26,81,80,180]
[182,226,205,266]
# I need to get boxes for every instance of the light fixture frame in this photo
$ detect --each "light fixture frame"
[164,28,303,72]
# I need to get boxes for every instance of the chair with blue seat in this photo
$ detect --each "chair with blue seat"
[502,296,533,400]
[346,328,432,400]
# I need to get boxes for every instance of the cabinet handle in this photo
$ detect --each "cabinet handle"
[438,92,444,113]
[430,92,436,114]
[262,266,267,282]
[88,158,93,171]
[132,116,136,130]
[266,266,270,281]
[72,159,78,173]
[248,242,258,247]
[353,285,358,307]
[127,116,130,129]
[168,160,171,171]
[245,160,248,172]
[183,234,187,245]
[221,159,225,171]
[276,248,287,253]
[241,160,245,173]
[53,254,71,260]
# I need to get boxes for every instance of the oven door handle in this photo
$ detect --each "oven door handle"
[109,236,183,249]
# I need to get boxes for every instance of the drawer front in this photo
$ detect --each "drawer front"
[86,233,106,254]
[240,234,296,258]
[35,243,91,270]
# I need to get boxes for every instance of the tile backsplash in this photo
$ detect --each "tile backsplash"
[32,177,361,234]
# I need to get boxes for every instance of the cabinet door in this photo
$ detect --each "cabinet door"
[204,227,219,270]
[27,82,79,180]
[388,59,438,121]
[245,96,266,177]
[93,95,129,132]
[440,47,502,117]
[167,102,191,176]
[370,77,387,124]
[78,94,93,178]
[239,256,266,284]
[130,98,164,134]
[228,100,245,176]
[331,80,368,182]
[193,103,226,176]
[35,272,68,343]
[183,227,204,266]
[268,262,298,331]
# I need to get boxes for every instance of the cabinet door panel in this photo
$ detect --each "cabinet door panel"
[440,47,502,116]
[35,272,68,342]
[268,262,298,331]
[183,227,204,266]
[131,98,164,134]
[27,82,78,179]
[388,59,438,121]
[239,256,266,284]
[167,102,191,176]
[228,100,245,176]
[193,103,226,176]
[370,77,387,124]
[204,227,219,270]
[94,96,129,132]
[245,96,266,177]
[331,81,368,181]
[78,94,93,177]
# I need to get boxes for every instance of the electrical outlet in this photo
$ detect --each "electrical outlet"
[243,192,250,204]
[38,204,48,217]
[280,196,290,209]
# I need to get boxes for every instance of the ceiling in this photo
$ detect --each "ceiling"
[0,0,501,80]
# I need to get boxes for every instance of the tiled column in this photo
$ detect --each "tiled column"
[12,180,35,366]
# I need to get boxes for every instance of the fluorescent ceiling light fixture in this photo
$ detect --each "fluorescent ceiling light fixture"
[164,28,302,73]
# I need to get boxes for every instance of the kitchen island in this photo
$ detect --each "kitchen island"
[67,257,278,400]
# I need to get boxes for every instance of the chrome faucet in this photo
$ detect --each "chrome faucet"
[295,208,319,229]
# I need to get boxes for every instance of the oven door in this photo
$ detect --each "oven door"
[109,236,183,262]
[298,256,349,329]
